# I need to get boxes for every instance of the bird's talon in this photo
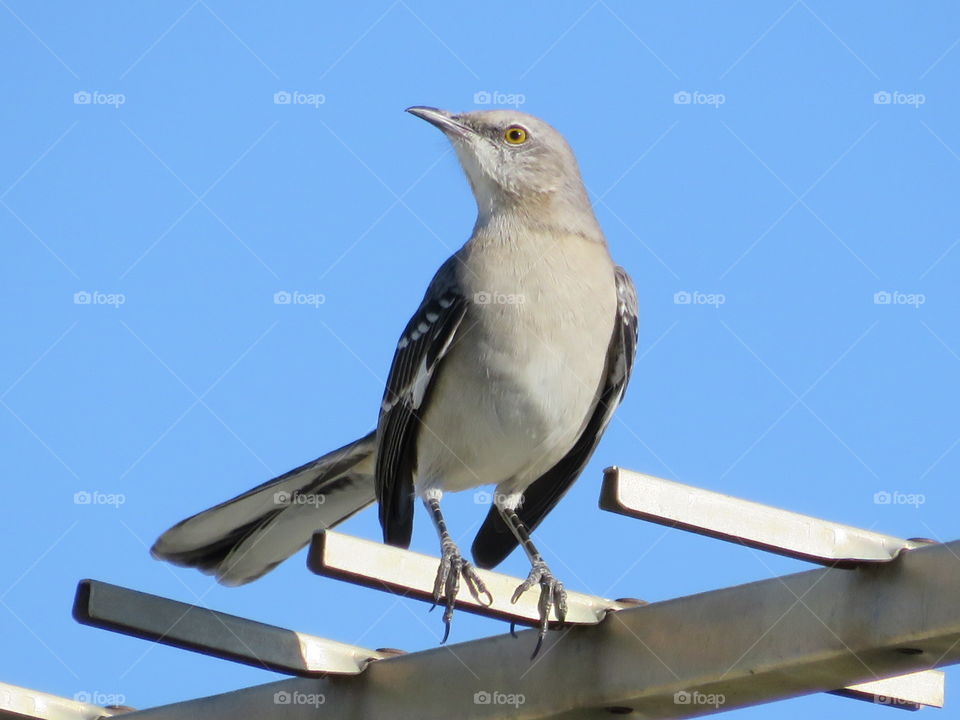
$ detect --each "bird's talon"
[512,560,568,656]
[461,561,493,607]
[531,632,545,659]
[431,543,494,643]
[510,580,532,605]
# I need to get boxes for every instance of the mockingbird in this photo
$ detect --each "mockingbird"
[153,107,638,653]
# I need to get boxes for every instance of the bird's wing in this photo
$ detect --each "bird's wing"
[471,266,639,569]
[376,256,470,547]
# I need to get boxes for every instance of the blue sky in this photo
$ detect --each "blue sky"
[2,1,959,716]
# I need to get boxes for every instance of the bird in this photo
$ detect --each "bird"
[152,106,638,654]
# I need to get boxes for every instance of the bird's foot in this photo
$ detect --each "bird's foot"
[431,538,493,643]
[511,559,568,658]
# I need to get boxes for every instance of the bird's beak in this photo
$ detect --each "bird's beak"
[406,106,472,138]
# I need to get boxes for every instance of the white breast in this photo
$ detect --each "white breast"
[415,230,617,496]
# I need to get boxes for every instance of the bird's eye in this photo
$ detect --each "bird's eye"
[504,126,528,145]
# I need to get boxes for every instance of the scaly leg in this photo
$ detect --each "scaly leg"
[500,505,568,658]
[425,496,493,643]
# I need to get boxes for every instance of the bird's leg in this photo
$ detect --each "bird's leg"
[500,507,568,658]
[425,495,493,643]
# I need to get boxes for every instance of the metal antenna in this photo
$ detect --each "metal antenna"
[3,467,954,718]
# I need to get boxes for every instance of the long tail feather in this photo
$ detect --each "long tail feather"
[151,431,377,585]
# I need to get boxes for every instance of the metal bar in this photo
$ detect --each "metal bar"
[119,539,960,719]
[0,681,126,720]
[829,669,945,710]
[307,530,637,627]
[600,468,947,709]
[73,580,390,676]
[600,467,927,566]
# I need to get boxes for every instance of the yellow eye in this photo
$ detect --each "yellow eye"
[504,126,527,145]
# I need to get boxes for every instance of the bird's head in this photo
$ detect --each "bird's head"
[407,106,597,231]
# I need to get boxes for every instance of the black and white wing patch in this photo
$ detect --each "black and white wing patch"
[375,258,469,548]
[471,265,639,569]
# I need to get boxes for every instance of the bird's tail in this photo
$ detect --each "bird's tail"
[151,431,377,586]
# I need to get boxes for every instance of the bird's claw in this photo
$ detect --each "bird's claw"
[510,559,568,658]
[463,564,494,608]
[431,540,493,643]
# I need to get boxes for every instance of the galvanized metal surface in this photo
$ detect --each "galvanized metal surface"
[0,681,123,720]
[73,574,940,710]
[115,539,960,719]
[308,530,636,627]
[600,467,926,566]
[73,580,390,676]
